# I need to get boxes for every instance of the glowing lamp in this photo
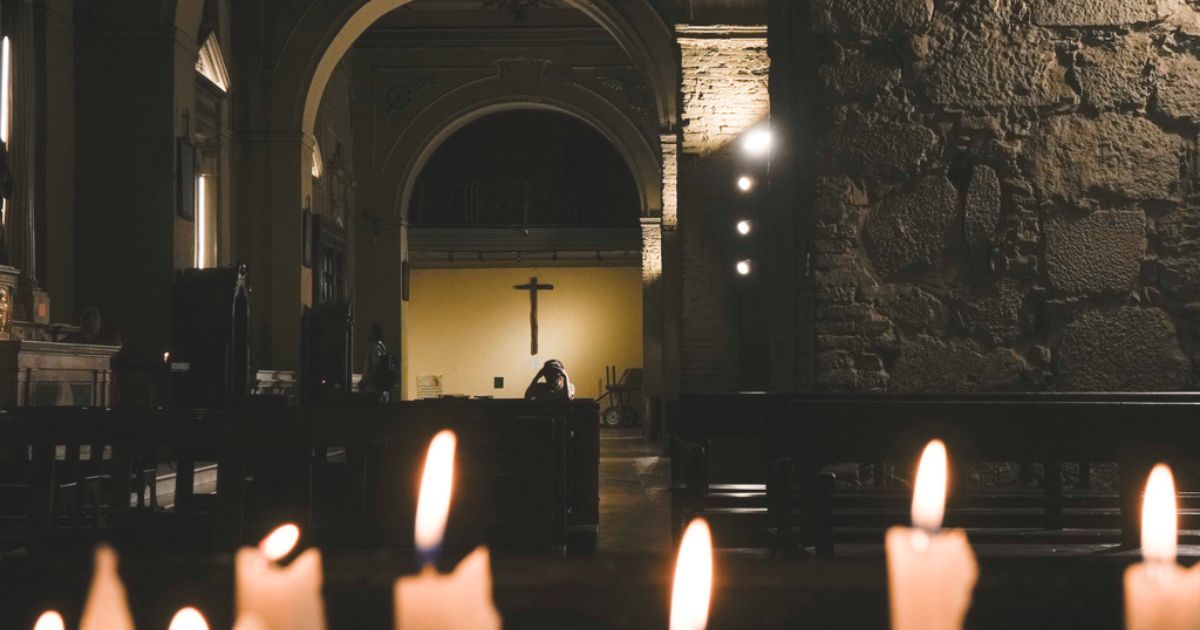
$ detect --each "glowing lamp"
[736,176,754,192]
[416,430,457,564]
[736,220,752,236]
[33,611,64,630]
[169,607,210,630]
[670,518,713,630]
[259,523,300,562]
[736,260,752,276]
[911,439,948,534]
[742,127,773,157]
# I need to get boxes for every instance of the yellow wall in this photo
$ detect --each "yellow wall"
[405,266,643,400]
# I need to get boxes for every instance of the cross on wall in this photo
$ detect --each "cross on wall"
[513,277,554,355]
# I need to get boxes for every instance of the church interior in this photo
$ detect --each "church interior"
[3,0,1200,628]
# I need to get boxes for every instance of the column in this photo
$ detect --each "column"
[676,25,770,392]
[9,0,48,323]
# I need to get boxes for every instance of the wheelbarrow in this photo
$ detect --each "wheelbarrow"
[597,366,642,427]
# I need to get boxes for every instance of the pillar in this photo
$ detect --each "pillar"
[7,0,45,322]
[676,25,770,393]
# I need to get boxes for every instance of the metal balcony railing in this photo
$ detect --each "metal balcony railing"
[413,179,635,227]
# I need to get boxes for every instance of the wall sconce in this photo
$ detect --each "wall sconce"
[742,126,772,157]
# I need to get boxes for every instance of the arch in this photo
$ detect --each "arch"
[267,0,678,140]
[380,77,663,223]
[169,0,205,41]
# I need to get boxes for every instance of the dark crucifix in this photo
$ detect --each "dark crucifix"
[513,276,554,355]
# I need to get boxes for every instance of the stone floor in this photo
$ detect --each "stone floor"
[596,428,671,555]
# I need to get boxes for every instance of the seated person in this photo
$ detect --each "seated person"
[524,359,576,402]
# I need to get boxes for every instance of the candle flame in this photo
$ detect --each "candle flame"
[32,611,64,630]
[259,523,300,562]
[1142,464,1177,565]
[168,607,209,630]
[415,430,457,556]
[670,518,713,630]
[912,440,948,531]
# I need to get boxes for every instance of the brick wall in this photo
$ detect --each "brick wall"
[678,26,770,392]
[795,0,1200,391]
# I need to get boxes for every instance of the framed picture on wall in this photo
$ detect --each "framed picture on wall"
[302,208,314,268]
[176,138,196,221]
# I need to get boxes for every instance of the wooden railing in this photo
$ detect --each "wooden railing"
[0,399,599,554]
[672,392,1200,554]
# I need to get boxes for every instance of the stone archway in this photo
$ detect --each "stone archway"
[360,77,666,401]
[384,82,663,221]
[240,0,678,383]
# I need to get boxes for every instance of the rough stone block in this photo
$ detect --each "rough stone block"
[1045,210,1146,294]
[1057,307,1192,390]
[863,175,958,276]
[1076,35,1155,110]
[815,0,934,38]
[1155,53,1200,124]
[961,278,1027,343]
[890,334,1029,392]
[1155,206,1200,301]
[922,31,1074,109]
[1028,114,1183,201]
[823,47,903,99]
[875,284,949,332]
[964,165,1002,249]
[1031,0,1161,26]
[823,121,937,180]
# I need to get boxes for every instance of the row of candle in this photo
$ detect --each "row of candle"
[28,436,1200,629]
[889,441,1200,630]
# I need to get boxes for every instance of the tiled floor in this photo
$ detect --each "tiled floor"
[596,428,672,555]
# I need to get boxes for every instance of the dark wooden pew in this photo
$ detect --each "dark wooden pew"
[673,392,1200,554]
[0,399,599,555]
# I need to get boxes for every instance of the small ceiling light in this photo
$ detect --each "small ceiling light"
[736,220,752,236]
[736,259,752,276]
[737,176,754,192]
[742,127,773,157]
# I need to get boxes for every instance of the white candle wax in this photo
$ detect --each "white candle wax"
[393,430,501,630]
[886,440,978,630]
[394,547,501,630]
[235,525,326,630]
[1125,464,1200,630]
[79,546,135,630]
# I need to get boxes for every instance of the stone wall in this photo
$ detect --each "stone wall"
[798,0,1200,391]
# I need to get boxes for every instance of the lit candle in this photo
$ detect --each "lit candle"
[670,518,713,630]
[394,430,501,630]
[235,523,326,630]
[169,607,210,630]
[886,440,978,630]
[79,546,135,630]
[32,611,64,630]
[1124,464,1200,630]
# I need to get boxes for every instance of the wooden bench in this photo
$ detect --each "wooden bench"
[673,393,1200,554]
[0,399,599,554]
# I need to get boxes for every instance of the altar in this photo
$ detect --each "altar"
[0,338,120,406]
